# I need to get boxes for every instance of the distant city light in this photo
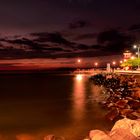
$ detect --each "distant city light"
[112,61,116,65]
[125,66,129,71]
[131,56,135,60]
[133,45,137,49]
[120,60,123,64]
[124,59,127,62]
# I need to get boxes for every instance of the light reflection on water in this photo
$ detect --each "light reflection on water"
[72,74,85,120]
[0,74,114,140]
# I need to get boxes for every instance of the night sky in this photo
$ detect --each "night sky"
[0,0,140,68]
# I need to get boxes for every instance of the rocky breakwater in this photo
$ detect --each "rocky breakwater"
[89,118,140,140]
[90,73,140,121]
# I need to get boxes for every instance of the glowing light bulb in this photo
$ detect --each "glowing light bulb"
[76,74,83,81]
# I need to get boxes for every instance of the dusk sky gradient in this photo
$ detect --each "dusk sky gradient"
[0,0,139,34]
[0,0,140,69]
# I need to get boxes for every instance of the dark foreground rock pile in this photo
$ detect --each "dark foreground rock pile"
[90,73,140,121]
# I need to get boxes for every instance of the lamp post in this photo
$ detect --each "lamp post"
[77,59,81,73]
[94,62,98,71]
[94,62,98,67]
[133,45,140,69]
[112,61,116,72]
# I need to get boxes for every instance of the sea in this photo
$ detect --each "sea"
[0,73,114,140]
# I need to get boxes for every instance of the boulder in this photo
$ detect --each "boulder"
[120,109,133,117]
[128,100,140,110]
[89,130,111,140]
[44,135,65,140]
[115,99,128,109]
[105,108,119,121]
[111,118,140,137]
[109,128,138,140]
[132,91,140,99]
[16,134,36,140]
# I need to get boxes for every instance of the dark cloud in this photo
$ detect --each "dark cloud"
[77,44,92,50]
[97,29,135,52]
[74,33,97,40]
[31,32,73,45]
[6,38,48,51]
[128,24,140,31]
[0,48,53,59]
[0,32,94,58]
[69,20,90,29]
[0,24,139,59]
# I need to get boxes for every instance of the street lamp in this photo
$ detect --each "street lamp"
[94,62,98,66]
[112,61,116,72]
[112,61,116,65]
[94,62,98,71]
[133,45,140,69]
[77,59,81,63]
[77,59,82,72]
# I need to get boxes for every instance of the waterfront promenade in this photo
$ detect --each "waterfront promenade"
[73,69,140,75]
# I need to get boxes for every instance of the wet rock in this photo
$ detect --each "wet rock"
[89,130,111,140]
[44,135,55,140]
[44,135,65,140]
[128,100,140,110]
[90,74,140,121]
[111,118,140,137]
[132,91,140,99]
[107,103,115,108]
[125,97,134,101]
[105,108,119,121]
[109,128,138,140]
[131,112,140,118]
[115,99,128,108]
[16,134,36,140]
[120,109,133,117]
[127,113,138,120]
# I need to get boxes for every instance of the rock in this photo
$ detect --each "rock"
[44,135,65,140]
[111,118,140,137]
[128,100,140,110]
[127,113,138,120]
[137,108,140,113]
[120,109,133,117]
[44,135,55,140]
[105,108,119,121]
[107,103,115,108]
[115,99,128,109]
[131,112,140,119]
[125,97,133,101]
[16,134,36,140]
[132,91,140,99]
[109,128,138,140]
[89,130,111,140]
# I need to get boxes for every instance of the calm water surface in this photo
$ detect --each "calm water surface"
[0,74,114,140]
